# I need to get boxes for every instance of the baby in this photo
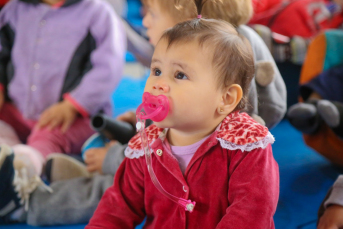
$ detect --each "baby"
[86,1,279,228]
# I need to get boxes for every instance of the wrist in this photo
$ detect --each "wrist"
[63,99,78,113]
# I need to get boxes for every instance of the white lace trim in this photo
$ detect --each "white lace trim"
[13,168,53,211]
[125,147,156,159]
[217,132,275,152]
[125,132,275,158]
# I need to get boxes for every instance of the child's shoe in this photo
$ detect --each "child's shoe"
[0,144,52,224]
[287,101,321,134]
[317,100,343,138]
[0,145,22,224]
[45,153,91,183]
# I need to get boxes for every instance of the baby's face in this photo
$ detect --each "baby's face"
[144,39,223,133]
[142,1,177,46]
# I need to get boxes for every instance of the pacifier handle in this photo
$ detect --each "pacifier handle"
[135,92,196,212]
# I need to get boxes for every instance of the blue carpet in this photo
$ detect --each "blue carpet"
[271,121,340,229]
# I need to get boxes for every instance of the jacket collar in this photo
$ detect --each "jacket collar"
[125,111,273,159]
[19,0,82,7]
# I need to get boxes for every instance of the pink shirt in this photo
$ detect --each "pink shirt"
[164,136,210,174]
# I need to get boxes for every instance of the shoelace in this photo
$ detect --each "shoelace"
[12,167,53,211]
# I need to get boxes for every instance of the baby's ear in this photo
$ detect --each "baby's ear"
[255,60,274,87]
[218,84,243,114]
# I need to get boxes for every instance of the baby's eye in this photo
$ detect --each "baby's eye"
[175,72,188,80]
[153,68,162,76]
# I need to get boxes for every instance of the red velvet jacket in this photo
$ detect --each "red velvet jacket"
[87,112,279,229]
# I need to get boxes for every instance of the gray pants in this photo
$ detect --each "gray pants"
[25,143,127,226]
[27,174,113,226]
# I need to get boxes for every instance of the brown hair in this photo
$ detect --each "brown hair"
[160,18,254,110]
[143,0,253,27]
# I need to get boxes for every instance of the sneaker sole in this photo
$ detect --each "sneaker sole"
[45,153,91,183]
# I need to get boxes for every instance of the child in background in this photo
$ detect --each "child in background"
[87,1,279,228]
[0,0,126,222]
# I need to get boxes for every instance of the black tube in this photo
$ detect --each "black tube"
[91,114,136,144]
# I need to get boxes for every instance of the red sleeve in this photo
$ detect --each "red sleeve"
[216,145,279,229]
[86,157,146,228]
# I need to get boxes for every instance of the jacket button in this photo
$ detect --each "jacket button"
[183,186,187,192]
[156,149,163,156]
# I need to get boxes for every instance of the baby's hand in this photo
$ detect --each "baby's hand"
[37,100,78,133]
[117,111,136,126]
[84,141,116,173]
[318,204,343,229]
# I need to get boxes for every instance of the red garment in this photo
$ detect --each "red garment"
[0,103,94,158]
[87,112,279,229]
[0,0,9,7]
[250,0,343,38]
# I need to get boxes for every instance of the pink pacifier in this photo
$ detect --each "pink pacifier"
[136,92,196,212]
[136,92,170,122]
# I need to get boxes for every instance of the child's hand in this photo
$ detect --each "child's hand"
[84,141,116,173]
[37,100,78,133]
[318,204,343,229]
[117,111,136,126]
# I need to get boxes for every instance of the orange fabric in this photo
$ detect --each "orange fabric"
[299,33,326,85]
[304,125,343,166]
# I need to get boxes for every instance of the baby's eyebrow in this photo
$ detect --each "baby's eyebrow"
[172,62,187,70]
[172,61,195,74]
[151,58,161,64]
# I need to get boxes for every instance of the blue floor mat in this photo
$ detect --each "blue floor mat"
[271,121,340,229]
